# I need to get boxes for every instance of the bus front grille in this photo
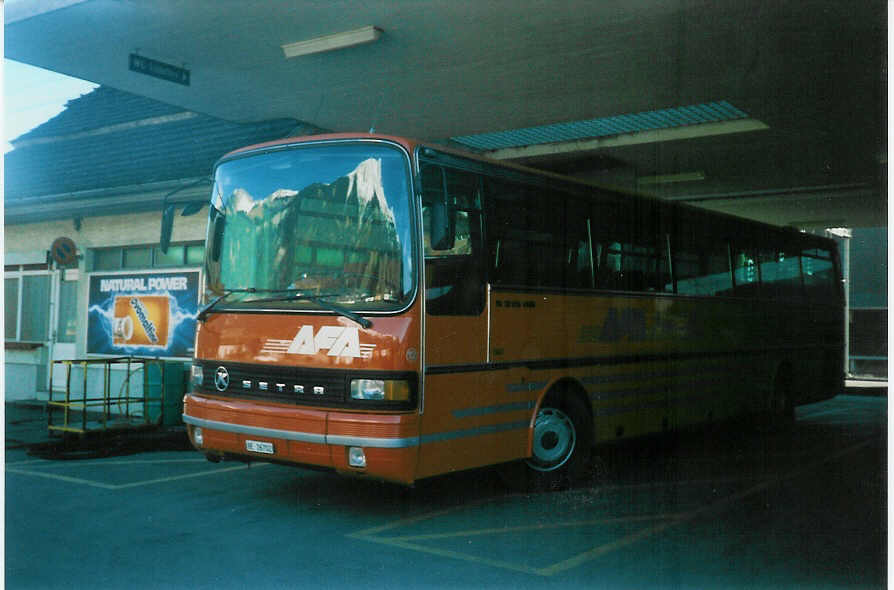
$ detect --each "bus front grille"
[193,360,418,411]
[197,361,347,407]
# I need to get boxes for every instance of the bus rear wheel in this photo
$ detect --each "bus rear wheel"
[524,395,592,490]
[767,370,795,429]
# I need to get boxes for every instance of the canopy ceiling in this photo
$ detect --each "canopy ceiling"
[5,0,887,227]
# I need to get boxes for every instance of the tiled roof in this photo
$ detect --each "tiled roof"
[5,86,302,201]
[13,86,185,142]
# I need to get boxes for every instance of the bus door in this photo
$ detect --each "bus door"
[417,164,500,477]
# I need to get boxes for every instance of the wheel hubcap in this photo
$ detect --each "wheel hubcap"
[527,407,576,472]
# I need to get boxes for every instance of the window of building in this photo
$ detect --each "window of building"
[185,244,205,266]
[94,248,122,271]
[5,262,77,344]
[20,275,51,341]
[154,245,185,267]
[5,277,19,339]
[56,277,78,343]
[4,271,52,343]
[92,242,204,271]
[123,246,152,268]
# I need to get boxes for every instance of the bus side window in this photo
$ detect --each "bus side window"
[801,247,837,302]
[731,246,760,297]
[674,241,733,297]
[421,165,484,315]
[590,199,670,293]
[759,249,804,299]
[594,236,670,293]
[486,180,591,290]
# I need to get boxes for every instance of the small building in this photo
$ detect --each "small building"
[4,86,307,400]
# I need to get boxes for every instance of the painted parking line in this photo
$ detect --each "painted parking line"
[5,467,118,490]
[349,437,877,577]
[6,462,268,490]
[581,475,766,492]
[4,458,208,472]
[800,408,856,420]
[349,497,498,539]
[65,458,209,466]
[387,513,688,542]
[551,437,877,575]
[5,460,45,468]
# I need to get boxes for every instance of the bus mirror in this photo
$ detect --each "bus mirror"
[430,200,456,251]
[209,211,226,262]
[180,201,205,216]
[160,203,176,254]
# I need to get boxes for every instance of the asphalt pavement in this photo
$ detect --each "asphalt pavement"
[5,392,886,589]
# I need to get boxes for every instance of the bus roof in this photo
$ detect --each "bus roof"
[217,132,838,252]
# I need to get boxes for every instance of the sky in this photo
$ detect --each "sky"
[4,58,98,152]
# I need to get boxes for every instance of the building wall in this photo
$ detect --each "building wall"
[5,206,208,400]
[847,226,887,377]
[5,209,207,255]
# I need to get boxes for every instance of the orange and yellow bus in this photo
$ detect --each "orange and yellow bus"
[178,133,843,488]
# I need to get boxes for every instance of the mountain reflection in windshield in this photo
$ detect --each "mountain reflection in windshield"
[217,157,404,304]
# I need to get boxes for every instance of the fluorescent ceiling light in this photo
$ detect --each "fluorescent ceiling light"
[825,227,852,238]
[638,171,706,185]
[282,25,383,58]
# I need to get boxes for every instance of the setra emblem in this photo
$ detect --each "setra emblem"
[214,366,230,392]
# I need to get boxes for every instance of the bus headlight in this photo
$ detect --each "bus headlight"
[350,379,410,401]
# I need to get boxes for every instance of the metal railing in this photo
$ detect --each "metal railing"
[48,357,167,435]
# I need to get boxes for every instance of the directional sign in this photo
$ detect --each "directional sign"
[129,53,190,86]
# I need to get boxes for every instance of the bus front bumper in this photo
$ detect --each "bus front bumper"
[183,394,420,485]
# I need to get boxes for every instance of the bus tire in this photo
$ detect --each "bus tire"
[524,393,592,491]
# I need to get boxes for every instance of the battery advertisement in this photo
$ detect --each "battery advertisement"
[87,270,200,358]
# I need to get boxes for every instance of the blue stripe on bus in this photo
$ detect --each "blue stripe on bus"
[425,344,835,375]
[452,401,536,419]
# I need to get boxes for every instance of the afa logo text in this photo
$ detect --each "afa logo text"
[261,326,376,359]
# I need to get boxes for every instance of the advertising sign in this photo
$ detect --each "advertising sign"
[88,270,200,358]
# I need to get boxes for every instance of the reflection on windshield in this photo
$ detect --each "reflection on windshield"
[206,144,414,311]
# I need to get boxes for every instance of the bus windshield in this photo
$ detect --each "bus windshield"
[205,142,416,312]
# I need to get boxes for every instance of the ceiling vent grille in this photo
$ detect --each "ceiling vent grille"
[451,101,749,151]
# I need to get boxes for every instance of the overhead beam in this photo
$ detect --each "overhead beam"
[4,177,209,224]
[5,0,90,24]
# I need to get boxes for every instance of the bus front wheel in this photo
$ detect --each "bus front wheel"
[524,395,592,490]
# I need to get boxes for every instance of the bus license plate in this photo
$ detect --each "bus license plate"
[245,440,274,454]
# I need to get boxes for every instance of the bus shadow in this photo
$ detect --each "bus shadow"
[262,463,508,518]
[259,402,881,516]
[582,409,883,493]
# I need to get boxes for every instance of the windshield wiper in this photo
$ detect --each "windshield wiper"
[196,288,257,322]
[244,290,373,329]
[197,288,374,329]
